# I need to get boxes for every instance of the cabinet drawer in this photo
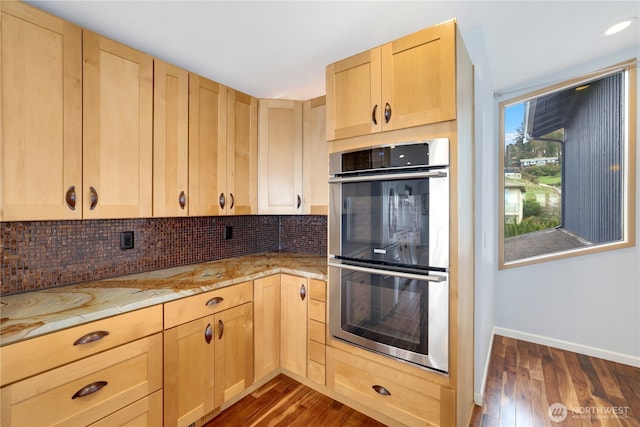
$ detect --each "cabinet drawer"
[1,333,162,427]
[308,319,325,344]
[308,360,325,386]
[308,299,326,323]
[309,339,325,365]
[0,305,163,385]
[309,279,326,302]
[327,346,445,426]
[164,281,253,328]
[89,390,162,427]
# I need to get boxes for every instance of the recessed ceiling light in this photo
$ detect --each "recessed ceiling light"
[605,18,636,36]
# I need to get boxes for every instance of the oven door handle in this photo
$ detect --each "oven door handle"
[329,261,447,283]
[328,170,447,184]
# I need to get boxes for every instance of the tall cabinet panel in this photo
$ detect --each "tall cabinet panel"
[257,99,303,214]
[226,89,258,215]
[0,2,82,221]
[83,31,153,218]
[188,74,227,216]
[153,59,189,217]
[302,96,328,214]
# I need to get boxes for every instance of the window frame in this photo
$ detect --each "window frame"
[498,60,636,269]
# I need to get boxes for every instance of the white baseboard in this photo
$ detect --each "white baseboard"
[474,332,495,406]
[494,326,640,368]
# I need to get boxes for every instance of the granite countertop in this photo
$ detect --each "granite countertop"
[0,252,327,347]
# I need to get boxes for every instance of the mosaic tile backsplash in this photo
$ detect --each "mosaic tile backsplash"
[1,215,327,296]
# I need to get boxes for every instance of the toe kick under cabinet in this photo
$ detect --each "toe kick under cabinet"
[0,306,163,427]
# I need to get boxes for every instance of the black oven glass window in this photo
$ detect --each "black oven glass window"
[341,269,428,354]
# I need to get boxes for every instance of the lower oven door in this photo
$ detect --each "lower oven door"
[329,262,448,373]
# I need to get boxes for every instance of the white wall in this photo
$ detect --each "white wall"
[471,45,640,402]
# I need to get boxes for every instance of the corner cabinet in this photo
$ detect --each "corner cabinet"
[0,2,82,221]
[257,99,303,214]
[326,19,456,141]
[163,282,254,427]
[302,96,328,215]
[83,30,153,219]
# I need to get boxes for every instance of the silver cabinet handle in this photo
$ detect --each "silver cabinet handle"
[384,102,392,123]
[300,284,306,301]
[229,193,235,209]
[206,296,224,306]
[219,193,225,209]
[371,104,378,125]
[179,191,186,209]
[296,195,302,209]
[72,381,108,399]
[218,319,224,339]
[73,330,109,346]
[372,385,391,396]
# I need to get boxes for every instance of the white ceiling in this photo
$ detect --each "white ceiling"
[26,1,640,100]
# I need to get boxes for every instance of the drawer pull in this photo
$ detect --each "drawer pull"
[206,296,224,306]
[73,330,109,346]
[372,385,391,396]
[300,284,306,301]
[72,381,108,399]
[205,323,213,344]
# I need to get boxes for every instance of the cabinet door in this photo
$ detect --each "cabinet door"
[214,302,253,407]
[302,96,328,215]
[83,31,153,218]
[153,59,189,217]
[258,99,303,214]
[164,316,216,427]
[253,275,281,381]
[0,2,82,220]
[381,20,456,131]
[227,89,258,215]
[326,49,381,141]
[280,274,308,377]
[189,73,227,216]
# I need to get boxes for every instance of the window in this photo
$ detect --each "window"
[499,61,636,268]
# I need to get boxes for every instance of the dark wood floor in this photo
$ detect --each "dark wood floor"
[204,374,386,427]
[470,335,640,427]
[204,335,640,427]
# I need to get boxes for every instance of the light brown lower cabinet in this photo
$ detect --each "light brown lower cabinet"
[326,346,454,427]
[89,390,163,427]
[163,296,253,427]
[0,333,163,427]
[253,274,281,382]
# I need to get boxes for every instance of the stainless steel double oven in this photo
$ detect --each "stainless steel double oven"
[328,139,450,373]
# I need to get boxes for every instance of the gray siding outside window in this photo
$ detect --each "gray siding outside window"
[562,72,624,244]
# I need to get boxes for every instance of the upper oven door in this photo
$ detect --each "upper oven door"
[329,169,449,271]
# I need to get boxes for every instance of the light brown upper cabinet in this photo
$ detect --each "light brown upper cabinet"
[326,20,456,141]
[83,30,153,219]
[302,96,328,215]
[226,89,258,215]
[153,60,189,217]
[258,99,303,214]
[188,74,228,216]
[0,2,82,221]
